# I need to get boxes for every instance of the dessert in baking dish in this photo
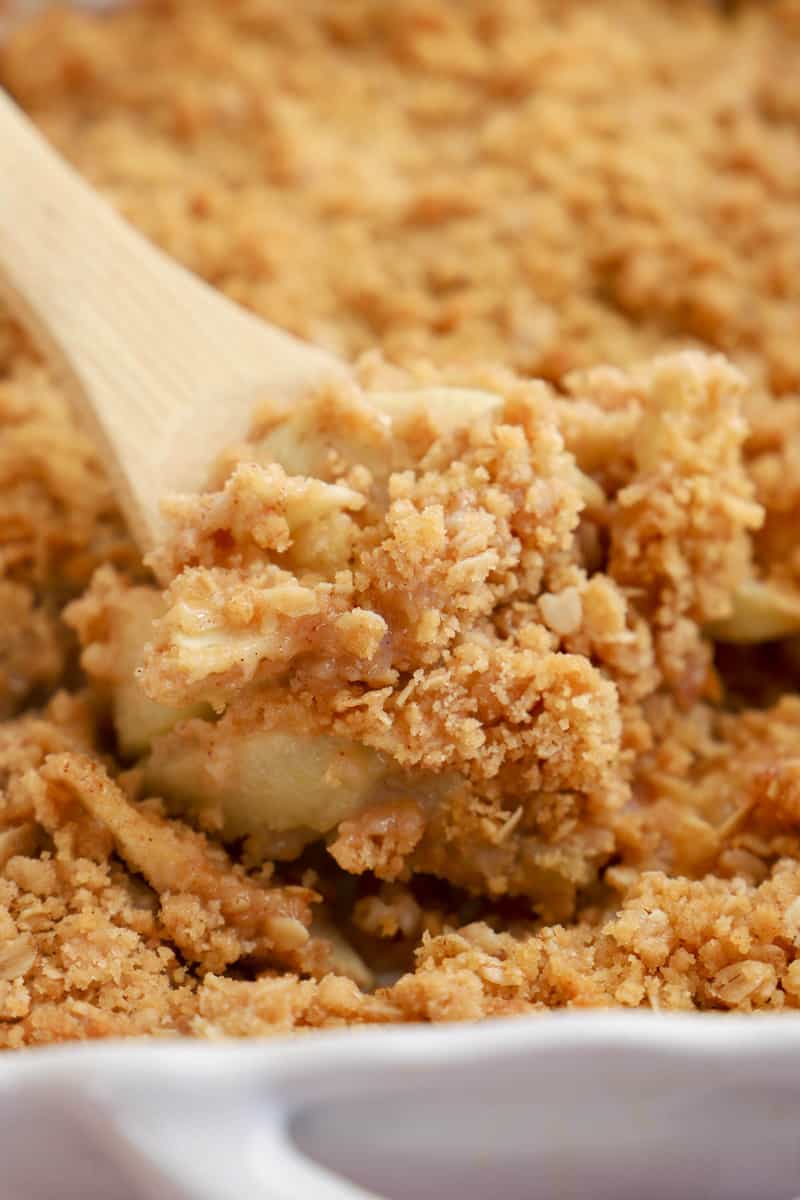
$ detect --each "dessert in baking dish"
[1,0,799,1045]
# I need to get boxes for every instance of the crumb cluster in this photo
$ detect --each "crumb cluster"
[1,0,800,1045]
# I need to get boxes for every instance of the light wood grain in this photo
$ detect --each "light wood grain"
[0,89,344,555]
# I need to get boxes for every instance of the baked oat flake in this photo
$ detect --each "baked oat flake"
[1,0,800,1044]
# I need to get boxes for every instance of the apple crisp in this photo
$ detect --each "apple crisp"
[1,0,800,1046]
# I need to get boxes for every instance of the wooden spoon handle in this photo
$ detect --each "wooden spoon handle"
[0,89,340,551]
[0,88,185,545]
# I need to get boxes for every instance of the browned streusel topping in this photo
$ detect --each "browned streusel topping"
[6,0,800,391]
[1,0,800,1045]
[124,352,767,924]
[0,353,137,718]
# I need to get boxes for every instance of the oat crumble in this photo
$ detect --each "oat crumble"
[1,0,800,1045]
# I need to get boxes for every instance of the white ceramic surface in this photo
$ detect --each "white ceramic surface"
[3,7,800,1200]
[2,1014,800,1200]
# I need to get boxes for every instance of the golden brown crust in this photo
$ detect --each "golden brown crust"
[0,0,800,1043]
[390,860,800,1017]
[131,353,766,921]
[0,361,137,717]
[5,0,800,392]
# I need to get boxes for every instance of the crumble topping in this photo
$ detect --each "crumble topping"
[1,0,799,1043]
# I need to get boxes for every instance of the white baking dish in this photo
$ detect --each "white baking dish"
[2,5,800,1199]
[2,1013,800,1200]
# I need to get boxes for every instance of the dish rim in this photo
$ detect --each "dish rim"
[3,1008,800,1085]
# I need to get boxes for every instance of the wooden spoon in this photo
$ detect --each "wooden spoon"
[0,89,344,555]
